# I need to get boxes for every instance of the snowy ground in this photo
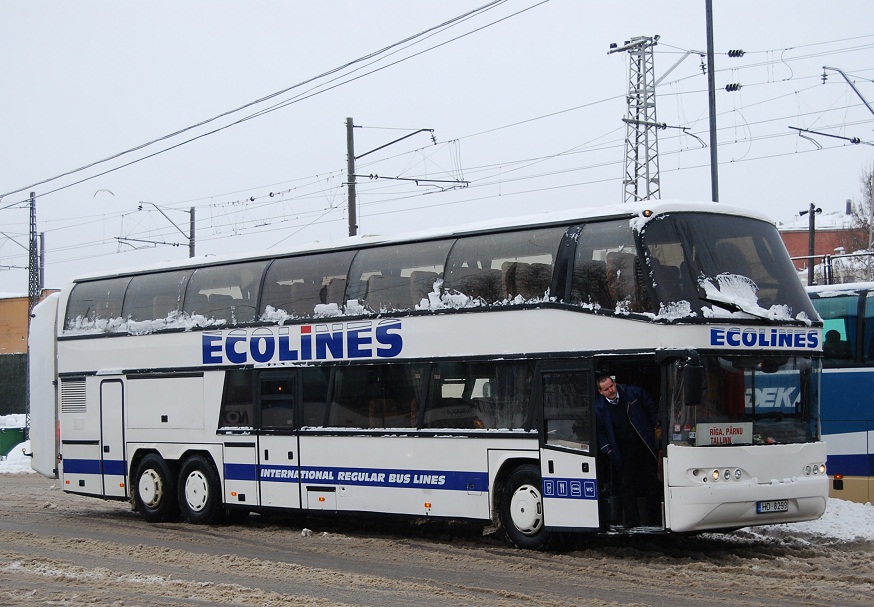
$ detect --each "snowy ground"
[2,413,871,544]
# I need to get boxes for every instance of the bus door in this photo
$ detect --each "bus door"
[99,378,127,498]
[537,364,600,530]
[257,371,301,509]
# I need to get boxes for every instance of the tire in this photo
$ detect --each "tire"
[499,464,550,549]
[134,453,178,523]
[178,455,223,524]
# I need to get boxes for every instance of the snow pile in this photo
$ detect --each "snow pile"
[698,274,807,323]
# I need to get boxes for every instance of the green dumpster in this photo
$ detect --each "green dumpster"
[0,427,25,458]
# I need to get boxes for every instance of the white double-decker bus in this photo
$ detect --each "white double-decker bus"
[29,201,828,548]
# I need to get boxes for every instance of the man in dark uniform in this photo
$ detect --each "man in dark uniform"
[595,373,661,527]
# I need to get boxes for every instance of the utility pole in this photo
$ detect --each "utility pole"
[39,232,45,290]
[800,203,822,286]
[132,202,196,257]
[27,192,39,316]
[188,207,196,257]
[345,118,439,236]
[705,0,719,202]
[26,191,38,441]
[346,117,358,237]
[610,36,661,203]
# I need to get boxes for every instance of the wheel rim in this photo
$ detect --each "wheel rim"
[138,469,163,509]
[509,483,544,536]
[183,470,210,512]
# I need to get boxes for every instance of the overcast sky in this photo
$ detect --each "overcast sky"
[1,1,872,290]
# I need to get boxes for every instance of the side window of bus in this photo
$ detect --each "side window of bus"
[812,294,858,363]
[443,227,566,304]
[346,240,453,313]
[570,220,652,313]
[184,261,268,325]
[865,293,874,362]
[122,270,192,322]
[423,361,534,430]
[637,220,691,307]
[542,370,590,451]
[64,276,131,331]
[301,367,331,427]
[220,369,254,430]
[259,374,296,429]
[260,250,356,319]
[328,365,424,428]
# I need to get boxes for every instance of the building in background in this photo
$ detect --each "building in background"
[778,203,870,285]
[0,291,56,416]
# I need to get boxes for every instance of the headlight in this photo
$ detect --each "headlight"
[805,465,812,475]
[818,463,827,475]
[711,469,720,481]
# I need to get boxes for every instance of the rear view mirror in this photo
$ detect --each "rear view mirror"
[683,362,703,406]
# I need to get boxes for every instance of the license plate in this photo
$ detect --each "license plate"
[756,499,789,514]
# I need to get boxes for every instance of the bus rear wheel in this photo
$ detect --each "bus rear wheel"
[178,455,223,524]
[135,453,178,523]
[499,464,550,549]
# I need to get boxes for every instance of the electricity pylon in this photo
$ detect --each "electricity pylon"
[610,36,661,203]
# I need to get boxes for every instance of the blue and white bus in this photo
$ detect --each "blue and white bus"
[29,201,828,548]
[806,282,874,504]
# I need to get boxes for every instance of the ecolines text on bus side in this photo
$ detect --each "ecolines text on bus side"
[202,320,403,365]
[710,327,819,349]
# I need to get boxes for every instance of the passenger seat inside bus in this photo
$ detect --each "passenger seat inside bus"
[366,274,412,310]
[510,262,551,299]
[454,267,503,303]
[289,280,323,315]
[410,270,439,304]
[324,278,347,305]
[571,260,611,308]
[187,293,210,316]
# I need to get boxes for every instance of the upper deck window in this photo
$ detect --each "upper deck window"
[347,240,453,312]
[260,250,355,319]
[443,227,565,305]
[570,219,652,313]
[123,270,192,324]
[65,276,132,331]
[641,213,817,321]
[183,261,268,325]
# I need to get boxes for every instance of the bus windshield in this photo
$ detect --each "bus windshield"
[668,355,820,446]
[640,213,817,321]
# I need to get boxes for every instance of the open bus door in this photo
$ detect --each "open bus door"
[536,363,600,531]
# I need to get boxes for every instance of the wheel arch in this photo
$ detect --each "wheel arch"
[489,454,540,525]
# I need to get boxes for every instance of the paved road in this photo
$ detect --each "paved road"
[0,474,870,606]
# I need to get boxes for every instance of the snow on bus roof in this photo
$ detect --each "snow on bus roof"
[69,199,772,283]
[806,282,874,296]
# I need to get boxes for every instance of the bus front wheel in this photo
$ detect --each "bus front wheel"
[499,464,550,550]
[178,455,222,524]
[135,453,178,523]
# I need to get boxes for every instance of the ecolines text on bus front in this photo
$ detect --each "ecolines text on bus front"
[202,320,403,364]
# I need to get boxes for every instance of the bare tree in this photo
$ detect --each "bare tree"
[846,162,874,281]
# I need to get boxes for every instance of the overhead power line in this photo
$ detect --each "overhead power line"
[0,0,524,202]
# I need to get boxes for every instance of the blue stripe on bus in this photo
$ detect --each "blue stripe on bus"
[63,458,126,475]
[825,453,873,477]
[542,477,598,501]
[224,462,259,482]
[229,464,489,492]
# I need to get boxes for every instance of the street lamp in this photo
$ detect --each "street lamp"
[799,203,822,286]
